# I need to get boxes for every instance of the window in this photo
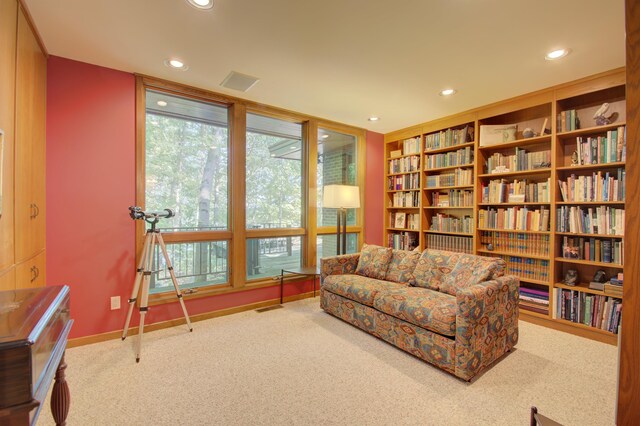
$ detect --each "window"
[246,113,304,280]
[317,128,358,227]
[139,77,365,300]
[144,89,230,291]
[145,90,229,231]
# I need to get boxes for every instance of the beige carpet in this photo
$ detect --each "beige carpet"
[38,298,617,425]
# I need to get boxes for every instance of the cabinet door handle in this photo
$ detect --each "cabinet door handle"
[30,204,35,219]
[33,203,39,218]
[30,266,39,282]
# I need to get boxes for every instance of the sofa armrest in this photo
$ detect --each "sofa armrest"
[454,275,519,381]
[320,253,360,283]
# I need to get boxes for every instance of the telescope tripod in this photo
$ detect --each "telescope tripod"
[122,219,193,362]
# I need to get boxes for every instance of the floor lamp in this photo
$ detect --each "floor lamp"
[323,185,360,255]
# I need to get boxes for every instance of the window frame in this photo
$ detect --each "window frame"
[135,76,366,305]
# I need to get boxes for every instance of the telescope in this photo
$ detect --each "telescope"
[128,206,175,221]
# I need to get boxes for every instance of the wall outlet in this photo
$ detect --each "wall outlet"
[110,296,121,310]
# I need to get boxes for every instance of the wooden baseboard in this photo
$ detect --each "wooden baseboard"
[68,291,319,348]
[519,311,618,346]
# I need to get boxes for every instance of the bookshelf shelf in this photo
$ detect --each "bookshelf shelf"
[556,162,625,172]
[554,257,624,268]
[478,135,551,151]
[387,227,420,232]
[554,318,618,338]
[423,206,473,210]
[423,184,474,191]
[556,201,625,206]
[424,141,475,155]
[387,188,420,193]
[387,206,420,210]
[478,168,551,179]
[555,231,624,238]
[519,309,550,319]
[478,202,550,207]
[554,282,611,297]
[388,152,421,159]
[424,230,473,237]
[387,171,420,177]
[556,122,626,139]
[477,249,549,261]
[424,163,474,172]
[520,277,551,286]
[476,228,550,235]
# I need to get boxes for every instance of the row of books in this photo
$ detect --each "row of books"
[479,231,550,256]
[556,206,625,235]
[390,212,419,230]
[426,234,473,254]
[431,189,474,207]
[491,254,550,282]
[481,178,551,204]
[558,109,579,132]
[388,155,420,174]
[425,147,473,170]
[557,169,625,202]
[556,289,621,334]
[485,148,551,173]
[401,137,421,155]
[388,173,420,190]
[388,231,418,251]
[478,207,550,232]
[519,287,549,315]
[424,125,473,151]
[561,236,623,264]
[390,191,419,208]
[574,127,626,165]
[425,169,473,188]
[429,214,473,234]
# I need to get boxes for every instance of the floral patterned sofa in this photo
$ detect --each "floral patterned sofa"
[320,244,519,381]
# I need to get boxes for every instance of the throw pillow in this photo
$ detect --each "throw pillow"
[439,254,506,296]
[411,249,461,291]
[385,249,420,284]
[355,243,393,280]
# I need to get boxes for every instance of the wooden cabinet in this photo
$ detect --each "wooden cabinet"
[0,0,17,272]
[16,250,46,289]
[0,267,15,292]
[14,6,46,264]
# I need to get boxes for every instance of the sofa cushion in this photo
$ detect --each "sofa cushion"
[411,249,462,291]
[439,254,506,296]
[385,249,420,284]
[373,287,457,337]
[355,244,393,280]
[322,274,407,307]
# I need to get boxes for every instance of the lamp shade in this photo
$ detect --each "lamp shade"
[323,185,360,209]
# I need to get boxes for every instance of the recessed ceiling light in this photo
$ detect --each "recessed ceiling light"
[545,48,571,60]
[321,134,329,139]
[187,0,213,10]
[164,59,189,70]
[368,116,380,122]
[439,89,456,96]
[157,100,168,107]
[290,146,297,150]
[270,154,276,157]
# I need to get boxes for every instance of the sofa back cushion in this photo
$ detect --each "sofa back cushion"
[355,244,393,280]
[439,254,506,296]
[412,249,462,291]
[384,249,420,284]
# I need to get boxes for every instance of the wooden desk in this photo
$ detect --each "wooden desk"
[0,286,73,425]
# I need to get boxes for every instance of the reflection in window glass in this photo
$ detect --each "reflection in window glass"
[317,129,357,227]
[316,234,358,264]
[145,90,229,231]
[246,113,302,229]
[246,237,302,280]
[149,240,228,294]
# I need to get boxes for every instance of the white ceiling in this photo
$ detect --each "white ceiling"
[26,0,626,134]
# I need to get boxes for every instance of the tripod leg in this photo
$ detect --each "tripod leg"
[136,232,155,363]
[157,233,193,332]
[122,232,150,340]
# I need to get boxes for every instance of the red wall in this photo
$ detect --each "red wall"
[364,131,384,246]
[46,56,386,339]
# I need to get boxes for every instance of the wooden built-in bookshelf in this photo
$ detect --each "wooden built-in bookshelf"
[383,68,626,345]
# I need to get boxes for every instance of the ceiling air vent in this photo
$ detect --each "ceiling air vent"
[220,71,260,92]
